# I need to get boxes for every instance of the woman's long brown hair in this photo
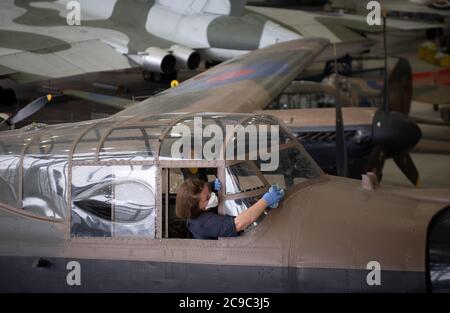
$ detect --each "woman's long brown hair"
[176,178,207,219]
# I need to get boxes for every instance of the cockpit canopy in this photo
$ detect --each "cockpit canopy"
[0,113,323,228]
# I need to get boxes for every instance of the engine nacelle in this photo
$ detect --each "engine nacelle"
[131,47,176,74]
[170,45,201,70]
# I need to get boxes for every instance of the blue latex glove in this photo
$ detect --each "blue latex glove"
[213,178,222,192]
[262,185,284,208]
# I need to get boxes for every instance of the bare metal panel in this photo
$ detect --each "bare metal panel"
[22,125,84,219]
[0,132,34,208]
[71,165,157,238]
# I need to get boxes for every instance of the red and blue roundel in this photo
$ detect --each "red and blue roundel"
[168,60,291,94]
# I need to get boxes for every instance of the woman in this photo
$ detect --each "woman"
[176,178,284,239]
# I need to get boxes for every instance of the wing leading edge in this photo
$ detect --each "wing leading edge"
[0,40,134,83]
[117,38,330,117]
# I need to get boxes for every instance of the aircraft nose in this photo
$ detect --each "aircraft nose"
[372,110,422,156]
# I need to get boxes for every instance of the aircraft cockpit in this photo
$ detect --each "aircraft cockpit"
[0,113,324,241]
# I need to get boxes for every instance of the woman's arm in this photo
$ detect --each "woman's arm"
[234,189,283,232]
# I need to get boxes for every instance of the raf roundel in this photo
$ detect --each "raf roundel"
[169,61,290,94]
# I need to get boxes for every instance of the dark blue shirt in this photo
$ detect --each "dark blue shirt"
[188,211,239,240]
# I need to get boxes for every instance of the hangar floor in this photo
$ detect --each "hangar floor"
[384,100,450,189]
[383,153,450,188]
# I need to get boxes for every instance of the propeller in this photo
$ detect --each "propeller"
[393,153,420,186]
[370,110,422,185]
[334,76,348,177]
[363,13,422,185]
[0,94,52,129]
[332,44,348,177]
[365,145,386,181]
[382,13,390,112]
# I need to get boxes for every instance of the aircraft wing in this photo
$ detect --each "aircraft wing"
[154,0,246,16]
[246,6,443,43]
[61,89,135,110]
[117,38,330,117]
[379,2,450,17]
[0,39,134,84]
[0,64,16,78]
[244,6,374,59]
[320,13,445,33]
[246,6,369,43]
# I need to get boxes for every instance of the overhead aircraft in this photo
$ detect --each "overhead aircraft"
[4,0,424,187]
[0,0,443,107]
[248,0,328,6]
[328,0,450,49]
[330,0,450,17]
[1,38,449,292]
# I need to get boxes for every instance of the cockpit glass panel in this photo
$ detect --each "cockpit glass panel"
[159,114,293,162]
[24,125,83,156]
[71,165,157,238]
[159,116,226,160]
[140,113,184,123]
[222,114,320,193]
[240,116,293,145]
[98,126,162,161]
[225,162,266,195]
[22,125,86,219]
[256,146,321,190]
[73,120,116,161]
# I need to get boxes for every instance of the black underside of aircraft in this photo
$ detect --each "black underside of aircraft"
[293,127,373,180]
[294,127,372,179]
[292,109,422,184]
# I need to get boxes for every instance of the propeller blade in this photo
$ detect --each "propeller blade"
[9,94,52,125]
[335,76,348,177]
[393,153,420,186]
[382,14,390,112]
[365,145,386,182]
[331,42,348,177]
[387,57,412,114]
[372,110,423,155]
[0,113,10,129]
